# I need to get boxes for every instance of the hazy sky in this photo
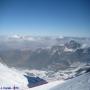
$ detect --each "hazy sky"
[0,0,90,37]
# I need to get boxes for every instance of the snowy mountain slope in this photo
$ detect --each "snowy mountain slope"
[0,62,90,90]
[0,63,28,89]
[29,72,90,90]
[51,72,90,90]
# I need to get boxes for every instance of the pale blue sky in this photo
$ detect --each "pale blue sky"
[0,0,90,37]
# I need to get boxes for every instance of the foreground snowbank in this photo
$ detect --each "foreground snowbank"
[0,62,90,90]
[51,72,90,90]
[0,63,28,89]
[29,72,90,90]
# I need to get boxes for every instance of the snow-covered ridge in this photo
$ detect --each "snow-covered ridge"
[23,64,90,82]
[29,72,90,90]
[0,62,90,90]
[51,72,90,90]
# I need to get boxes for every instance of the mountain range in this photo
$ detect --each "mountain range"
[0,36,90,71]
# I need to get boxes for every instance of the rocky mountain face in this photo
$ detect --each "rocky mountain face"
[0,39,90,71]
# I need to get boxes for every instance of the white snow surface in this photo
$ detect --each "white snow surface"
[0,63,28,89]
[29,72,90,90]
[51,72,90,90]
[0,62,90,90]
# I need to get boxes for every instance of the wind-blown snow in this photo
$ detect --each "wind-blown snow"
[0,63,28,89]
